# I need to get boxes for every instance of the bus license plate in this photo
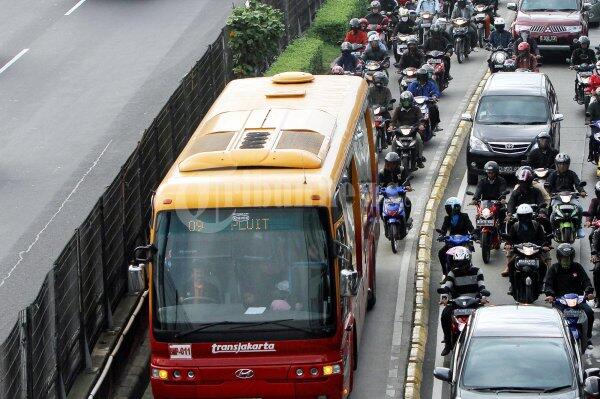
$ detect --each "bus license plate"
[563,309,581,318]
[454,308,474,316]
[540,35,557,42]
[476,219,494,227]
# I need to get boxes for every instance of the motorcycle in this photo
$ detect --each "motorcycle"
[391,125,419,172]
[393,32,413,63]
[487,45,516,72]
[570,62,594,110]
[426,50,450,91]
[380,180,414,253]
[472,3,490,48]
[367,21,388,44]
[436,289,490,349]
[414,95,435,140]
[417,11,435,45]
[350,42,366,58]
[509,242,548,304]
[549,188,586,244]
[587,120,600,177]
[363,58,390,82]
[466,190,508,264]
[399,66,418,91]
[452,17,471,64]
[373,99,396,153]
[436,232,476,273]
[554,294,589,354]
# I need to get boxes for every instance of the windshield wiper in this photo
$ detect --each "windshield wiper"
[229,319,331,335]
[174,321,255,339]
[543,384,573,393]
[471,386,545,393]
[495,121,522,125]
[523,121,547,125]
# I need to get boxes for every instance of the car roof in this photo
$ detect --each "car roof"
[471,305,565,338]
[482,72,547,96]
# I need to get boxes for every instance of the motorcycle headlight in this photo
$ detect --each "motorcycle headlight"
[582,77,590,84]
[481,208,492,219]
[566,26,582,33]
[492,52,507,64]
[469,135,489,152]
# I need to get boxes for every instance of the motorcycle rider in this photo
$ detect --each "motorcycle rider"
[416,0,440,14]
[408,68,442,131]
[587,182,600,251]
[365,0,390,37]
[471,161,508,202]
[487,17,512,49]
[334,42,361,74]
[513,29,539,56]
[359,17,370,32]
[438,246,487,356]
[380,0,399,12]
[546,153,587,238]
[526,132,558,170]
[438,197,476,277]
[451,0,477,51]
[369,71,393,120]
[362,34,390,65]
[507,168,546,215]
[345,18,369,47]
[514,42,539,72]
[424,24,453,81]
[571,36,597,101]
[544,243,595,347]
[378,151,412,220]
[398,37,427,68]
[392,8,417,63]
[391,91,426,168]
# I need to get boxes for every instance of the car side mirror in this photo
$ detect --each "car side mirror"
[390,98,397,104]
[134,244,157,263]
[461,113,473,122]
[340,269,359,297]
[433,367,452,382]
[585,368,600,378]
[466,190,474,195]
[584,376,600,396]
[552,113,564,122]
[480,289,491,297]
[584,3,592,11]
[507,2,517,11]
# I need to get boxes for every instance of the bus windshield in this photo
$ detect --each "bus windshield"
[153,207,336,340]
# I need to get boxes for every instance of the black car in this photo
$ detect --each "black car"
[433,305,600,398]
[462,72,563,185]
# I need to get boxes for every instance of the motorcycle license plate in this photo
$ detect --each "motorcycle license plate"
[453,308,475,316]
[518,259,538,266]
[429,59,443,64]
[422,23,431,28]
[499,165,519,174]
[476,219,494,227]
[563,309,581,318]
[540,35,557,42]
[477,23,484,28]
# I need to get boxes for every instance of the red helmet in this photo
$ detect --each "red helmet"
[359,18,368,28]
[518,42,530,52]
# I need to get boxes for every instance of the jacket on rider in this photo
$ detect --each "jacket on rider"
[394,19,417,35]
[424,35,450,52]
[488,29,512,49]
[571,47,597,65]
[368,85,393,107]
[380,0,399,11]
[451,2,473,19]
[391,105,422,126]
[515,52,539,72]
[589,97,600,121]
[363,44,389,62]
[399,49,426,68]
[379,165,408,186]
[335,53,360,72]
[472,176,508,201]
[507,186,546,214]
[527,147,558,169]
[365,12,389,27]
[345,29,368,45]
[544,262,593,297]
[546,169,582,193]
[507,219,547,246]
[587,73,600,94]
[439,213,475,235]
[439,266,486,298]
[407,79,441,98]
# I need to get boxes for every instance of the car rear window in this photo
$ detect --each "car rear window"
[521,0,578,12]
[476,95,548,125]
[461,337,574,391]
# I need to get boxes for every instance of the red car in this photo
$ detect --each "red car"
[508,0,591,53]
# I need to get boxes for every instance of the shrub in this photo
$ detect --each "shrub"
[227,0,285,77]
[266,36,325,76]
[310,0,370,45]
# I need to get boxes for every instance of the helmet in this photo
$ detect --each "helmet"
[444,197,462,215]
[416,68,428,82]
[555,153,571,165]
[556,243,575,269]
[580,35,590,47]
[332,65,344,75]
[399,7,409,20]
[520,29,531,36]
[400,90,414,108]
[341,41,352,52]
[584,376,600,398]
[518,42,530,52]
[370,0,381,10]
[516,167,534,184]
[373,71,389,86]
[516,203,534,224]
[385,151,400,163]
[422,64,434,79]
[407,36,418,47]
[494,17,505,29]
[536,131,551,147]
[349,18,360,29]
[431,24,441,34]
[369,34,381,43]
[484,161,499,175]
[359,18,369,28]
[450,246,472,271]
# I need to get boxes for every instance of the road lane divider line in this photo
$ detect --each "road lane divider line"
[0,49,29,75]
[403,70,491,399]
[65,0,87,15]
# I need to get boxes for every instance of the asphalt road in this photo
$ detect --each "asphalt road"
[0,0,244,339]
[420,9,600,399]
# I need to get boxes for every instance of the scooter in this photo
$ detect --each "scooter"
[373,99,396,153]
[391,125,419,172]
[554,294,589,354]
[380,179,414,253]
[452,17,471,64]
[393,33,413,63]
[437,289,490,349]
[587,120,600,177]
[426,50,449,91]
[436,232,476,273]
[466,190,508,264]
[472,3,490,48]
[363,58,390,82]
[399,66,418,91]
[510,242,548,304]
[414,96,436,140]
[549,187,586,244]
[487,46,516,72]
[570,62,594,110]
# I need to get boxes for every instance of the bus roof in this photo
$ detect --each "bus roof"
[154,73,369,212]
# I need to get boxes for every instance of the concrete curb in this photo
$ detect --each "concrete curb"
[403,70,491,399]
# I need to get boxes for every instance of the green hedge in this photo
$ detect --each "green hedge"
[310,0,370,45]
[266,35,324,76]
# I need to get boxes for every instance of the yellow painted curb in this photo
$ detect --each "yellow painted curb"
[403,68,491,399]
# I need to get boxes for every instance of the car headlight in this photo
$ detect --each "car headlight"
[566,25,582,33]
[469,135,489,152]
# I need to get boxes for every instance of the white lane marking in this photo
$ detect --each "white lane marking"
[0,49,29,75]
[0,140,113,289]
[65,0,87,15]
[458,169,469,200]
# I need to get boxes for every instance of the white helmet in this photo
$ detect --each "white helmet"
[494,17,505,27]
[450,246,472,270]
[516,203,533,215]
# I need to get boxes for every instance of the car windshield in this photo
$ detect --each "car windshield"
[476,95,549,124]
[462,338,574,391]
[153,207,336,340]
[521,0,578,11]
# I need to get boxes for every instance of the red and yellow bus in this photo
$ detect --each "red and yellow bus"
[137,72,380,399]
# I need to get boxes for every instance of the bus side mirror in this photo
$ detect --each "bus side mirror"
[134,244,157,263]
[340,269,359,297]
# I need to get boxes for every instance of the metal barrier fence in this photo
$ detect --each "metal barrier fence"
[0,2,322,397]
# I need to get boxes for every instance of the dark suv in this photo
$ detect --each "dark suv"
[433,305,600,398]
[463,72,563,185]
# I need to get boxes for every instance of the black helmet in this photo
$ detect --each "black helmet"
[373,71,389,86]
[385,151,400,163]
[431,24,441,34]
[400,91,414,108]
[484,161,499,175]
[416,68,428,82]
[580,35,591,47]
[556,243,575,269]
[536,131,551,147]
[349,18,360,29]
[407,37,418,47]
[584,376,600,398]
[555,153,571,166]
[595,181,600,197]
[341,41,352,52]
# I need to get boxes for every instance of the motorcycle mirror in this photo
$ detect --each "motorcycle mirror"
[480,289,491,297]
[435,228,444,234]
[390,98,397,103]
[583,211,591,217]
[585,368,600,378]
[465,190,474,196]
[436,287,446,294]
[581,181,588,187]
[502,190,510,195]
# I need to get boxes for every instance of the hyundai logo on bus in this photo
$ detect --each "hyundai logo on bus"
[211,342,276,354]
[235,369,255,379]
